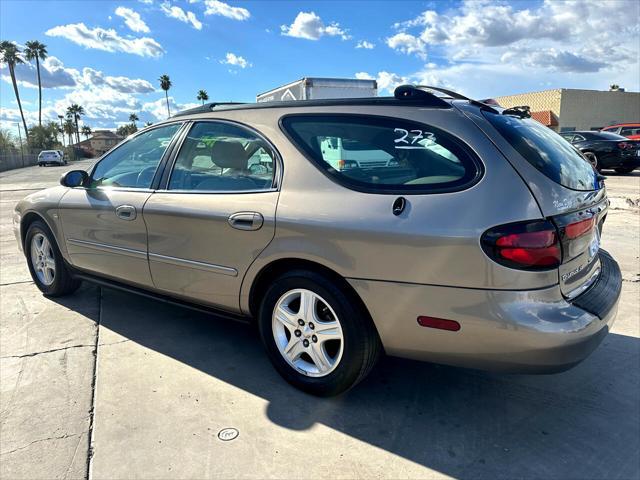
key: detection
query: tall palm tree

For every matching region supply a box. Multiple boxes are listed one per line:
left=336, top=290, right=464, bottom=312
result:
left=24, top=40, right=47, bottom=127
left=159, top=74, right=172, bottom=118
left=66, top=104, right=84, bottom=144
left=81, top=125, right=92, bottom=139
left=197, top=89, right=209, bottom=105
left=0, top=41, right=28, bottom=139
left=63, top=119, right=75, bottom=146
left=129, top=113, right=139, bottom=127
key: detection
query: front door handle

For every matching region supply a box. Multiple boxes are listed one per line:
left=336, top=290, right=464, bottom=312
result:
left=115, top=205, right=137, bottom=221
left=228, top=212, right=264, bottom=231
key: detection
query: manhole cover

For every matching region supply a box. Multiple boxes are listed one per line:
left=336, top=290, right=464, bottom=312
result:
left=217, top=428, right=239, bottom=441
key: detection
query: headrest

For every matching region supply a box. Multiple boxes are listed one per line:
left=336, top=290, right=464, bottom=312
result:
left=212, top=141, right=248, bottom=170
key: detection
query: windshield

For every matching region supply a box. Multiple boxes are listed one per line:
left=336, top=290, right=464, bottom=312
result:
left=483, top=111, right=598, bottom=191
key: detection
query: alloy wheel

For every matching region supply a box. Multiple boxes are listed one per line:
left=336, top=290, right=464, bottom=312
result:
left=272, top=288, right=344, bottom=377
left=30, top=233, right=56, bottom=286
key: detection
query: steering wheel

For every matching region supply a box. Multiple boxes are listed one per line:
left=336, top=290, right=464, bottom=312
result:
left=136, top=166, right=157, bottom=187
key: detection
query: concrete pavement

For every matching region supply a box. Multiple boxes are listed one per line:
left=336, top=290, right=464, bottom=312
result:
left=1, top=162, right=638, bottom=479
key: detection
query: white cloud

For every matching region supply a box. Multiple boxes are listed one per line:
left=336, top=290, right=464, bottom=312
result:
left=202, top=0, right=250, bottom=20
left=220, top=52, right=251, bottom=69
left=355, top=71, right=408, bottom=94
left=0, top=55, right=79, bottom=89
left=45, top=23, right=164, bottom=58
left=115, top=6, right=150, bottom=33
left=141, top=97, right=199, bottom=120
left=356, top=40, right=375, bottom=49
left=281, top=11, right=350, bottom=40
left=390, top=0, right=639, bottom=76
left=139, top=0, right=153, bottom=3
left=386, top=33, right=426, bottom=60
left=81, top=67, right=155, bottom=93
left=160, top=2, right=202, bottom=30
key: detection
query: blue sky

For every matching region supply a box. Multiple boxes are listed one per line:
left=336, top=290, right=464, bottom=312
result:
left=1, top=0, right=638, bottom=134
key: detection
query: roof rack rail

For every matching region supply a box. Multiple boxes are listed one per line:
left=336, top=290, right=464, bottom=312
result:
left=394, top=85, right=499, bottom=113
left=172, top=102, right=246, bottom=118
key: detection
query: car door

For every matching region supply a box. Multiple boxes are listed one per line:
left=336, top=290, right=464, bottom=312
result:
left=143, top=120, right=280, bottom=312
left=58, top=123, right=184, bottom=287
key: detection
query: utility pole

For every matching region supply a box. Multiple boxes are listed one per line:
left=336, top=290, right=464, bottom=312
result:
left=58, top=115, right=65, bottom=147
left=16, top=122, right=25, bottom=167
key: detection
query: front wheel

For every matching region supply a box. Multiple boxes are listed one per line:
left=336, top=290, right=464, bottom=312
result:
left=25, top=221, right=81, bottom=296
left=614, top=166, right=636, bottom=174
left=258, top=270, right=381, bottom=396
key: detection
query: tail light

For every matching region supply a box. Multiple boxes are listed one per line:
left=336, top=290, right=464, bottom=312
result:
left=618, top=142, right=632, bottom=149
left=564, top=217, right=595, bottom=239
left=481, top=220, right=561, bottom=270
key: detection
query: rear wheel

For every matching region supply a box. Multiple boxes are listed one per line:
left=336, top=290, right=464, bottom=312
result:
left=258, top=270, right=381, bottom=396
left=614, top=166, right=636, bottom=174
left=583, top=152, right=598, bottom=170
left=25, top=221, right=81, bottom=296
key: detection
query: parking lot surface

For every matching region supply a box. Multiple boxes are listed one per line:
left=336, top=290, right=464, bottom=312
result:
left=1, top=161, right=638, bottom=480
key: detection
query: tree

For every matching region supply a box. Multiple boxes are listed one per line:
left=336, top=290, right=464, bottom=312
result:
left=116, top=124, right=137, bottom=137
left=0, top=129, right=17, bottom=151
left=24, top=40, right=48, bottom=127
left=159, top=74, right=172, bottom=118
left=63, top=119, right=75, bottom=146
left=609, top=84, right=622, bottom=91
left=66, top=104, right=85, bottom=144
left=197, top=89, right=209, bottom=105
left=81, top=125, right=92, bottom=139
left=0, top=41, right=29, bottom=139
left=28, top=122, right=59, bottom=150
left=129, top=113, right=139, bottom=127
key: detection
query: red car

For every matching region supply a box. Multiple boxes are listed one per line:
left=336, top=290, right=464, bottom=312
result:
left=601, top=123, right=640, bottom=140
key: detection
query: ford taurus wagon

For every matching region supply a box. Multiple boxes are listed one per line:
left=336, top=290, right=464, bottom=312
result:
left=14, top=85, right=622, bottom=396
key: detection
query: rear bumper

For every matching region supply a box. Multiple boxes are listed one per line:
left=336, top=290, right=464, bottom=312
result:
left=348, top=250, right=621, bottom=373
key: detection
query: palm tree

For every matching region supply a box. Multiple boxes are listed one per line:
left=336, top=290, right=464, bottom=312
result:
left=0, top=41, right=28, bottom=139
left=197, top=89, right=209, bottom=105
left=63, top=119, right=75, bottom=146
left=66, top=104, right=84, bottom=144
left=81, top=125, right=92, bottom=139
left=24, top=40, right=47, bottom=127
left=159, top=74, right=172, bottom=118
left=129, top=113, right=139, bottom=127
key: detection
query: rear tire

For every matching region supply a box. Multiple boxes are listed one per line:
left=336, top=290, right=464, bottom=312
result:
left=258, top=270, right=381, bottom=396
left=583, top=152, right=598, bottom=170
left=614, top=166, right=635, bottom=174
left=25, top=221, right=81, bottom=297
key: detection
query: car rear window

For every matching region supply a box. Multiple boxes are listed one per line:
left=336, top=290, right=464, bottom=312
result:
left=281, top=115, right=482, bottom=194
left=483, top=111, right=598, bottom=191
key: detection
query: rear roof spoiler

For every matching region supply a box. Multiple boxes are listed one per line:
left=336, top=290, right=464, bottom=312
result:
left=395, top=85, right=500, bottom=113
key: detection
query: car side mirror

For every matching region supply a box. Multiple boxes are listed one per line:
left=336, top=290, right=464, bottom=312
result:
left=60, top=170, right=88, bottom=188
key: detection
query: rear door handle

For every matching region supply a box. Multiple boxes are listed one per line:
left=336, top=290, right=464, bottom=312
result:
left=115, top=205, right=137, bottom=221
left=228, top=212, right=264, bottom=231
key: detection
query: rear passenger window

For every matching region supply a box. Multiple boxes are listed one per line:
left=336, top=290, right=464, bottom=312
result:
left=282, top=115, right=481, bottom=193
left=168, top=122, right=276, bottom=192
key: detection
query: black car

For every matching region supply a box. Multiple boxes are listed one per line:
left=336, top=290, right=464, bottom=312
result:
left=559, top=131, right=640, bottom=174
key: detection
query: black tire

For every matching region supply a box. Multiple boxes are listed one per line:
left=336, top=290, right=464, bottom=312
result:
left=614, top=166, right=636, bottom=174
left=258, top=270, right=381, bottom=396
left=25, top=220, right=81, bottom=297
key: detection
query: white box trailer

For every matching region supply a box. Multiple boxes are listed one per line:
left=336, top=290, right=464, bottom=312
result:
left=256, top=77, right=377, bottom=103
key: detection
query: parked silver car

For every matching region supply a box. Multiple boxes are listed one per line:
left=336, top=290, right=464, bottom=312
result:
left=14, top=86, right=622, bottom=396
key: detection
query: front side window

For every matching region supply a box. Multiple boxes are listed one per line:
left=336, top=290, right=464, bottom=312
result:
left=620, top=126, right=640, bottom=136
left=91, top=123, right=182, bottom=188
left=282, top=115, right=481, bottom=193
left=168, top=122, right=276, bottom=192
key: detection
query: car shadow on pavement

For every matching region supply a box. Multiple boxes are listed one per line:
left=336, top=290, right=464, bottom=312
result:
left=52, top=285, right=640, bottom=480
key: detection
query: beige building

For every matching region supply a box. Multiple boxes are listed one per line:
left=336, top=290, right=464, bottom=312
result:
left=495, top=88, right=640, bottom=132
left=77, top=130, right=123, bottom=156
